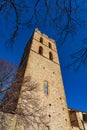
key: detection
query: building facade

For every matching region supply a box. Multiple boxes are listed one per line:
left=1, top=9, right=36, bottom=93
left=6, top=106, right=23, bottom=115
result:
left=0, top=29, right=87, bottom=130
left=69, top=109, right=87, bottom=130
left=17, top=29, right=71, bottom=130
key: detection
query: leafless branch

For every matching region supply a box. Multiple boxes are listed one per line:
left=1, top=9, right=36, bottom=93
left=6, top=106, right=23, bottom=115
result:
left=65, top=48, right=87, bottom=71
left=0, top=0, right=84, bottom=46
left=0, top=60, right=48, bottom=128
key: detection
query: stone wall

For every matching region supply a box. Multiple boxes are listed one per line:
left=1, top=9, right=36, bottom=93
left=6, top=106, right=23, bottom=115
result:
left=0, top=29, right=87, bottom=130
left=0, top=112, right=16, bottom=130
left=20, top=29, right=71, bottom=130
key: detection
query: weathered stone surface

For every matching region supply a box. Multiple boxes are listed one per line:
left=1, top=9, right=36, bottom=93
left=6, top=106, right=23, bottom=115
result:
left=19, top=29, right=71, bottom=130
left=0, top=112, right=16, bottom=130
left=0, top=29, right=87, bottom=130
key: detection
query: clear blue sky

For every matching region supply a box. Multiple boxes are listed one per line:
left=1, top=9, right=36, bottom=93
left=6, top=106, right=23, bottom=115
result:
left=0, top=0, right=87, bottom=112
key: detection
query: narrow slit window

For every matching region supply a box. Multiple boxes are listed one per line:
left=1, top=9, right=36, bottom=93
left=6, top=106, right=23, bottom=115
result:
left=40, top=37, right=43, bottom=43
left=39, top=46, right=43, bottom=55
left=49, top=52, right=53, bottom=61
left=44, top=81, right=48, bottom=95
left=49, top=42, right=52, bottom=49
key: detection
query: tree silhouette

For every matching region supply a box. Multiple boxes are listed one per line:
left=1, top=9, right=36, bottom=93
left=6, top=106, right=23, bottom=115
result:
left=0, top=60, right=47, bottom=129
left=0, top=0, right=85, bottom=46
left=0, top=0, right=87, bottom=69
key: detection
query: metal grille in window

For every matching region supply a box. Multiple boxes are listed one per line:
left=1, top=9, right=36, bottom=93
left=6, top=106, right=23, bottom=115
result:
left=44, top=81, right=48, bottom=95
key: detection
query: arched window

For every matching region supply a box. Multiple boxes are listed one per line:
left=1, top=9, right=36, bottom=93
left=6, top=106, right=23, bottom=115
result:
left=45, top=126, right=50, bottom=130
left=39, top=46, right=43, bottom=55
left=44, top=81, right=48, bottom=95
left=49, top=42, right=52, bottom=49
left=49, top=52, right=53, bottom=61
left=40, top=37, right=43, bottom=43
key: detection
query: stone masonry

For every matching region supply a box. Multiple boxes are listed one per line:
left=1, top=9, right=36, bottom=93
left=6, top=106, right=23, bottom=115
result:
left=17, top=29, right=71, bottom=130
left=0, top=29, right=87, bottom=130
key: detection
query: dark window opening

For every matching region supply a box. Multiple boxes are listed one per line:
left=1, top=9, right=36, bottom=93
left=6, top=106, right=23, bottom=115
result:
left=83, top=114, right=87, bottom=122
left=49, top=52, right=53, bottom=61
left=49, top=42, right=52, bottom=49
left=39, top=46, right=43, bottom=55
left=40, top=37, right=43, bottom=43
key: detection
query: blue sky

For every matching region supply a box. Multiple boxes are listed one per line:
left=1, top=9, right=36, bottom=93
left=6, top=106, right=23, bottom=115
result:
left=0, top=0, right=87, bottom=112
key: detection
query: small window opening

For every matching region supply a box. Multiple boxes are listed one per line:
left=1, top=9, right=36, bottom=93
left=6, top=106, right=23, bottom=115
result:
left=40, top=37, right=43, bottom=43
left=49, top=52, right=53, bottom=61
left=39, top=46, right=43, bottom=55
left=44, top=81, right=48, bottom=95
left=45, top=126, right=50, bottom=130
left=83, top=114, right=87, bottom=122
left=49, top=42, right=52, bottom=49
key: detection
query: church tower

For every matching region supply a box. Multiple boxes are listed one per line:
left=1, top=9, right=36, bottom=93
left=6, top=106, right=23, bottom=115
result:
left=19, top=29, right=71, bottom=130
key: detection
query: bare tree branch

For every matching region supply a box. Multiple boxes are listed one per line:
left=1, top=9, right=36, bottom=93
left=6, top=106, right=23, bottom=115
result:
left=65, top=48, right=87, bottom=71
left=0, top=60, right=48, bottom=128
left=0, top=0, right=84, bottom=47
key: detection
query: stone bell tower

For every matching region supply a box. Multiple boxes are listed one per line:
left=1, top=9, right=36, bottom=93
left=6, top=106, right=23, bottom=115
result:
left=19, top=29, right=71, bottom=130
